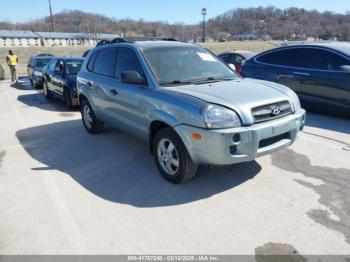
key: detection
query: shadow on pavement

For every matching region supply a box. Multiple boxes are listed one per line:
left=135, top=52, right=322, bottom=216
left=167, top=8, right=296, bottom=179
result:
left=305, top=112, right=350, bottom=135
left=16, top=120, right=261, bottom=207
left=10, top=78, right=33, bottom=90
left=17, top=92, right=73, bottom=112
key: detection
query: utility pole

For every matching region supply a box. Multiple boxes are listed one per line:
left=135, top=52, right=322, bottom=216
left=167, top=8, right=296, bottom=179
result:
left=201, top=7, right=207, bottom=43
left=48, top=0, right=54, bottom=32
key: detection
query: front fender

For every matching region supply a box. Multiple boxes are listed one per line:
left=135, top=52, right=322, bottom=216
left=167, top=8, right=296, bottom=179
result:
left=148, top=109, right=181, bottom=128
left=147, top=110, right=199, bottom=161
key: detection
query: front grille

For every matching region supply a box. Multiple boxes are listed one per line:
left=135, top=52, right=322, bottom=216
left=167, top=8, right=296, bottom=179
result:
left=252, top=101, right=292, bottom=123
left=259, top=132, right=291, bottom=148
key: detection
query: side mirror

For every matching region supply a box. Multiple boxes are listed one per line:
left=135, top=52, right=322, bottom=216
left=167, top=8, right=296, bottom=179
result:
left=339, top=65, right=350, bottom=74
left=228, top=63, right=236, bottom=71
left=121, top=71, right=146, bottom=85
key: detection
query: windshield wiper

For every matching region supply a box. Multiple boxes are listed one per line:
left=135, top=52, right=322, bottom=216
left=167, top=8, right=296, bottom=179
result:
left=193, top=77, right=236, bottom=85
left=160, top=77, right=236, bottom=86
left=160, top=80, right=194, bottom=86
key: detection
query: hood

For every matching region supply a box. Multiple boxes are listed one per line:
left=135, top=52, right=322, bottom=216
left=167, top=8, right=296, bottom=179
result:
left=164, top=78, right=295, bottom=125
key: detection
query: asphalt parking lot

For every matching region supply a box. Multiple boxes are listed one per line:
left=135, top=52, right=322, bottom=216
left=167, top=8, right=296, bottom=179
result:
left=0, top=78, right=349, bottom=255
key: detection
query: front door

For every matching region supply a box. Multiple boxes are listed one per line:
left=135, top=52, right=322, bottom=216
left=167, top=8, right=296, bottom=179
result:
left=109, top=47, right=150, bottom=140
left=51, top=60, right=65, bottom=95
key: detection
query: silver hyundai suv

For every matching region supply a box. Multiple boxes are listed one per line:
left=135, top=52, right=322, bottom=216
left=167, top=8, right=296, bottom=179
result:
left=77, top=38, right=305, bottom=184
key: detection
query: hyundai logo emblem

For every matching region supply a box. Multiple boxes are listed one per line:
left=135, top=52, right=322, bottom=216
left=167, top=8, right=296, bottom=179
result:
left=271, top=106, right=281, bottom=115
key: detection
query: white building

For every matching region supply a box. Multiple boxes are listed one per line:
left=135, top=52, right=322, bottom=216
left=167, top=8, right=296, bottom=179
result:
left=36, top=32, right=88, bottom=46
left=0, top=30, right=41, bottom=47
left=0, top=30, right=120, bottom=47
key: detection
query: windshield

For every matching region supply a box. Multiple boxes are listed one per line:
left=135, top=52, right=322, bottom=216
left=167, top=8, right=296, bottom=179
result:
left=142, top=46, right=238, bottom=85
left=65, top=60, right=83, bottom=75
left=34, top=58, right=52, bottom=68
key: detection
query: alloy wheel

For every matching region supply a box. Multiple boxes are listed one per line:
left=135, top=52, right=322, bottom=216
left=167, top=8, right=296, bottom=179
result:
left=83, top=104, right=93, bottom=129
left=157, top=138, right=180, bottom=175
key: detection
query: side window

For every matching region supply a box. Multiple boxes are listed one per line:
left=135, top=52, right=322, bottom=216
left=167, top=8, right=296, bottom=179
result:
left=48, top=59, right=58, bottom=72
left=257, top=49, right=301, bottom=67
left=54, top=61, right=63, bottom=73
left=115, top=48, right=144, bottom=80
left=87, top=51, right=97, bottom=72
left=93, top=48, right=118, bottom=77
left=219, top=54, right=231, bottom=64
left=302, top=48, right=350, bottom=71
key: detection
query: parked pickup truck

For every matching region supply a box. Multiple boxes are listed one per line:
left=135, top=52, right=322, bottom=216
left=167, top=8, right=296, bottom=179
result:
left=77, top=38, right=305, bottom=184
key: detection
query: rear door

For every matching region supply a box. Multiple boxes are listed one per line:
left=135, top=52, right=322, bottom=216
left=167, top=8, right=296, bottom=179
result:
left=88, top=47, right=119, bottom=121
left=51, top=60, right=65, bottom=96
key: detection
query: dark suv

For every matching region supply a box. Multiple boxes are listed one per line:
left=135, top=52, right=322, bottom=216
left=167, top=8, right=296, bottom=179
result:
left=241, top=43, right=350, bottom=116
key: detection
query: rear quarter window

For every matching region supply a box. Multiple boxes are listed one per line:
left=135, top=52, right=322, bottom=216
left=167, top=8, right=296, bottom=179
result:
left=87, top=51, right=97, bottom=72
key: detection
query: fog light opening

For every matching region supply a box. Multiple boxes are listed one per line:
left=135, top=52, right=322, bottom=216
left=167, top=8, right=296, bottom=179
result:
left=232, top=133, right=241, bottom=143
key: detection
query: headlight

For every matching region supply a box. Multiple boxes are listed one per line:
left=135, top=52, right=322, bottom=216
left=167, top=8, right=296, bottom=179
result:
left=202, top=104, right=241, bottom=128
left=34, top=71, right=43, bottom=77
left=290, top=90, right=301, bottom=110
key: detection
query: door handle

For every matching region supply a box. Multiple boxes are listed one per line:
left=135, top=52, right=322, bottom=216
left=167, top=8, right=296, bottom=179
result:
left=293, top=71, right=310, bottom=76
left=110, top=89, right=118, bottom=96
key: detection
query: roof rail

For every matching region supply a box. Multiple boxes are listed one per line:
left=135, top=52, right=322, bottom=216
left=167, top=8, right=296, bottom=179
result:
left=96, top=37, right=178, bottom=46
left=96, top=39, right=112, bottom=46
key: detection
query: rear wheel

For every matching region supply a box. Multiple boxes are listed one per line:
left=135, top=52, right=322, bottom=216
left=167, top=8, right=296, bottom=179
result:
left=153, top=127, right=197, bottom=184
left=43, top=81, right=53, bottom=99
left=81, top=99, right=104, bottom=134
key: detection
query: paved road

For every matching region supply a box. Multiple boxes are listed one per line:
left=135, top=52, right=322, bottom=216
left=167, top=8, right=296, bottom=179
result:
left=0, top=79, right=349, bottom=255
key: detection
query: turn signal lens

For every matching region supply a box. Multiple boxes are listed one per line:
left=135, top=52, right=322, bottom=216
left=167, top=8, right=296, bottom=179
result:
left=192, top=133, right=202, bottom=140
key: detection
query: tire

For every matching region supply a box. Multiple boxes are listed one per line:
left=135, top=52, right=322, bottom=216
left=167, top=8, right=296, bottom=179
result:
left=153, top=127, right=197, bottom=184
left=30, top=77, right=35, bottom=88
left=81, top=99, right=104, bottom=134
left=43, top=81, right=53, bottom=99
left=64, top=88, right=73, bottom=109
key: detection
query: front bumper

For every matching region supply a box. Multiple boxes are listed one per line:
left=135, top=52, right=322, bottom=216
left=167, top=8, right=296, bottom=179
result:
left=175, top=109, right=305, bottom=165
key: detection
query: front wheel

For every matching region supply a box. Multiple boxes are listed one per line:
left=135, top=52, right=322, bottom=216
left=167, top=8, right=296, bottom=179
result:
left=81, top=99, right=104, bottom=134
left=43, top=81, right=53, bottom=99
left=30, top=77, right=35, bottom=88
left=153, top=127, right=197, bottom=184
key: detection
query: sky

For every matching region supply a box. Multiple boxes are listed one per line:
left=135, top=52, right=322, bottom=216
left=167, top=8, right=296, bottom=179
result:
left=1, top=0, right=350, bottom=24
